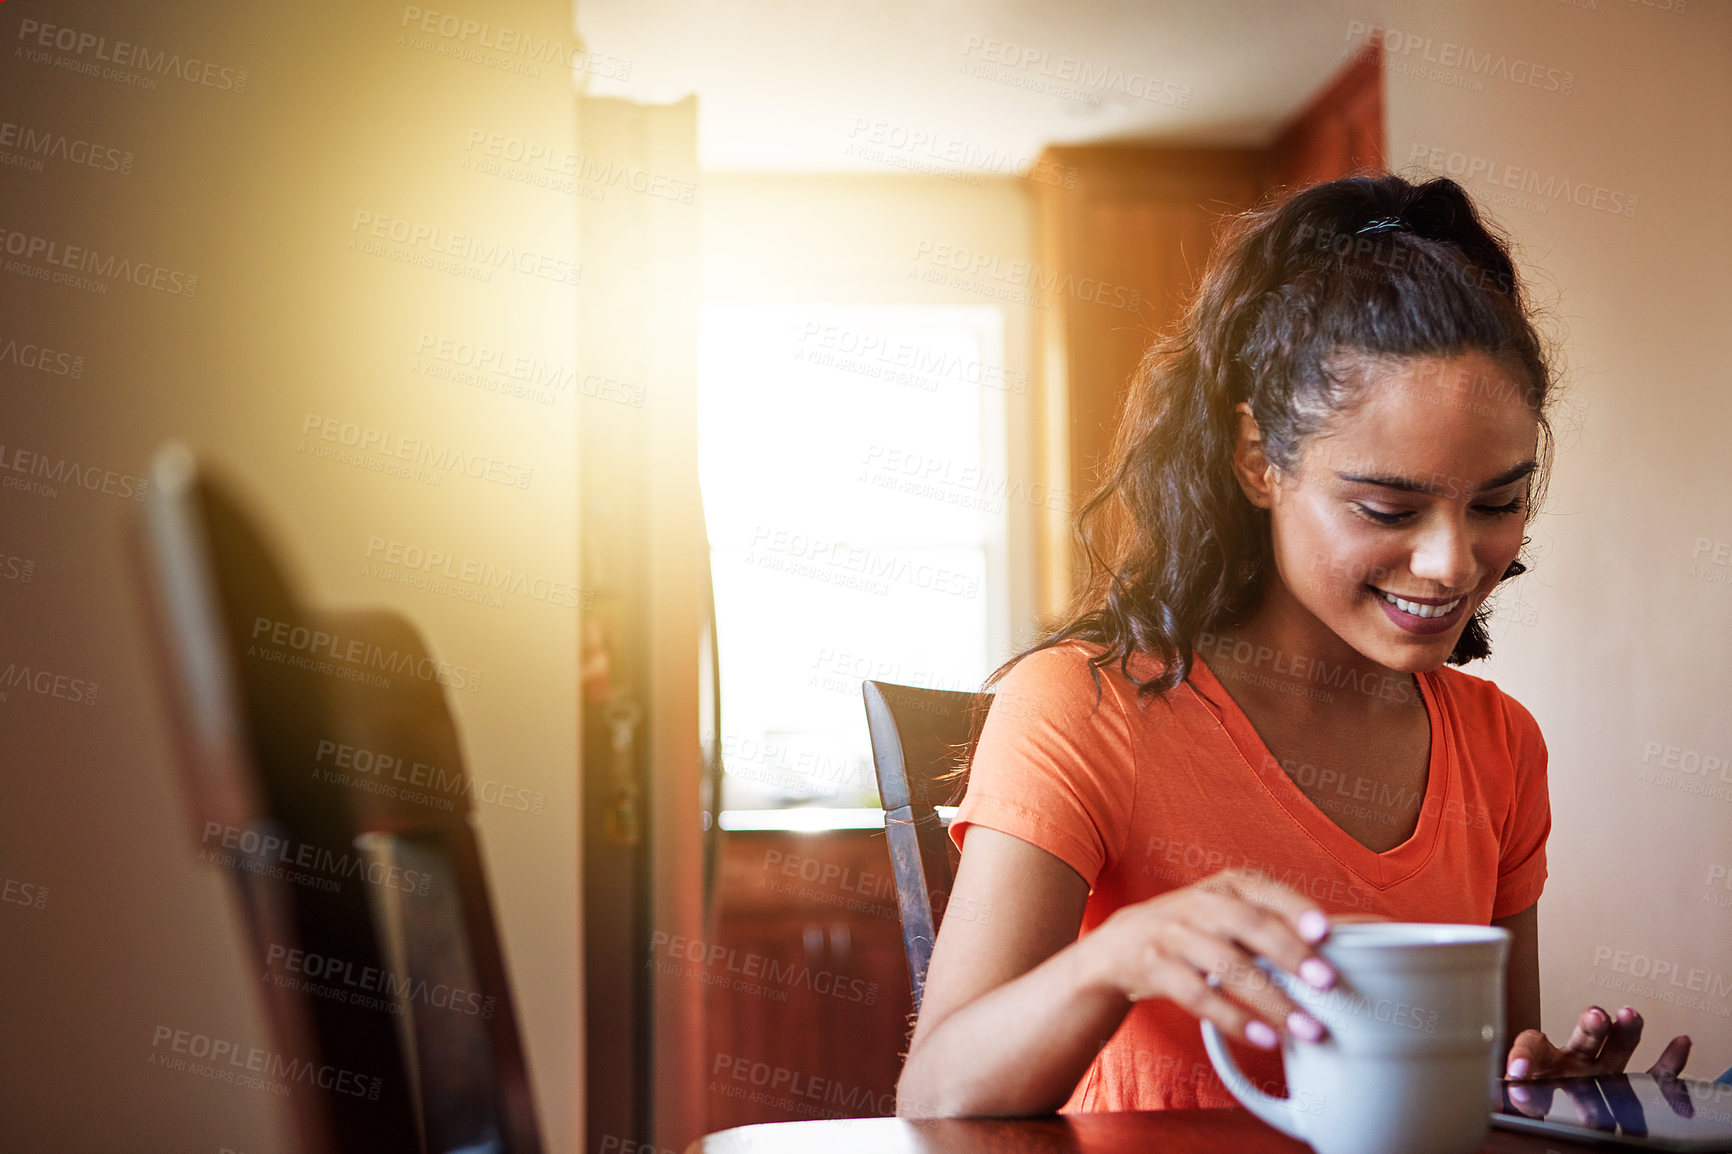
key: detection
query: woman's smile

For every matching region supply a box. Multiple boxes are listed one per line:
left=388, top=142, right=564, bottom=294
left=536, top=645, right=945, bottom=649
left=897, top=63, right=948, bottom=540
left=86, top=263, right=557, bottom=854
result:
left=1370, top=586, right=1473, bottom=635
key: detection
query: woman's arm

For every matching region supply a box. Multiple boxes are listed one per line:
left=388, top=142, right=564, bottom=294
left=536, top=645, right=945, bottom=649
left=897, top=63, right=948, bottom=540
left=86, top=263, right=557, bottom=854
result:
left=1493, top=902, right=1541, bottom=1045
left=896, top=827, right=1334, bottom=1118
left=895, top=827, right=1125, bottom=1117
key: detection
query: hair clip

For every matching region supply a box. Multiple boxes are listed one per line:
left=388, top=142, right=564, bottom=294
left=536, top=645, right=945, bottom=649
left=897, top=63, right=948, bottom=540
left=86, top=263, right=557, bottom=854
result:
left=1357, top=216, right=1405, bottom=235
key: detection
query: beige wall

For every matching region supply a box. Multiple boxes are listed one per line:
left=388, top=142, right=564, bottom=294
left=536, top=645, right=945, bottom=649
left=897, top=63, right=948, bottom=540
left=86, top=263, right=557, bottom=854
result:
left=1378, top=0, right=1732, bottom=1069
left=0, top=2, right=582, bottom=1150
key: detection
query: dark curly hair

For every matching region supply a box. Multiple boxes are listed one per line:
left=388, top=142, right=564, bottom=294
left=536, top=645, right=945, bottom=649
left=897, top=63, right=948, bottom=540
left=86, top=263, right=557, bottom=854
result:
left=1002, top=174, right=1555, bottom=701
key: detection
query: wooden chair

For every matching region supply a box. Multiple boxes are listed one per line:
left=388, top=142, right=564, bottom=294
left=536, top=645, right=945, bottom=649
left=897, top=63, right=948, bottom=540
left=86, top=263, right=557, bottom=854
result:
left=134, top=445, right=542, bottom=1154
left=860, top=681, right=992, bottom=1014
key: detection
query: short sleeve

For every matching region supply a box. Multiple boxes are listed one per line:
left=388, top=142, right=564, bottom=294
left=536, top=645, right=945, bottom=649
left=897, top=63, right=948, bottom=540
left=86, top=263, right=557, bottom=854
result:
left=949, top=646, right=1136, bottom=888
left=1491, top=693, right=1550, bottom=918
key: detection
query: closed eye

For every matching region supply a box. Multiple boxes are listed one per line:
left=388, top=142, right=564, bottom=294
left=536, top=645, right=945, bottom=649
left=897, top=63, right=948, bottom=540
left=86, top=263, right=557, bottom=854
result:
left=1354, top=495, right=1526, bottom=525
left=1471, top=496, right=1526, bottom=517
left=1352, top=503, right=1412, bottom=526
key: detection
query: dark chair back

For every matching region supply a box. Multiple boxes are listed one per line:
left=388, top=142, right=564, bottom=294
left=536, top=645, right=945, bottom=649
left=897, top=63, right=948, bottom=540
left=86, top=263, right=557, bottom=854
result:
left=135, top=445, right=542, bottom=1154
left=861, top=681, right=991, bottom=1014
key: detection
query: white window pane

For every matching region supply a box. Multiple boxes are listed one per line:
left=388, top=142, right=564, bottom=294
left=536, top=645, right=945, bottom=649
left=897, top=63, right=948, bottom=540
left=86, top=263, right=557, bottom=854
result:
left=699, top=305, right=1004, bottom=810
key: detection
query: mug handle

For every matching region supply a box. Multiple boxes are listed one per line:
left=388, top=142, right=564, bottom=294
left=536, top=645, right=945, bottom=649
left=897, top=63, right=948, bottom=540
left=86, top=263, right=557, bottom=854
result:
left=1200, top=1021, right=1304, bottom=1141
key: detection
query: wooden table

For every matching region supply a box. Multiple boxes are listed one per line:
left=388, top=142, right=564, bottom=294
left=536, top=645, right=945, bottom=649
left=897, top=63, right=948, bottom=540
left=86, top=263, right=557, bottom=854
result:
left=685, top=1107, right=1572, bottom=1153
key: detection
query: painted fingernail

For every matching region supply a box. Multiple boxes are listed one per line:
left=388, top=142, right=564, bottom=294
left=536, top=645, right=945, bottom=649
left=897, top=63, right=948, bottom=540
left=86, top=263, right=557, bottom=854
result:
left=1287, top=1011, right=1324, bottom=1043
left=1246, top=1021, right=1279, bottom=1050
left=1508, top=1058, right=1530, bottom=1080
left=1298, top=910, right=1330, bottom=943
left=1299, top=957, right=1335, bottom=990
left=1509, top=1085, right=1531, bottom=1103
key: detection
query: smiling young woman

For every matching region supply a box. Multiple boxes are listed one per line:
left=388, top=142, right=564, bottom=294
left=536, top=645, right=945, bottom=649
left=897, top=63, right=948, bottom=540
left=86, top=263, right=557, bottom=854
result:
left=894, top=175, right=1692, bottom=1118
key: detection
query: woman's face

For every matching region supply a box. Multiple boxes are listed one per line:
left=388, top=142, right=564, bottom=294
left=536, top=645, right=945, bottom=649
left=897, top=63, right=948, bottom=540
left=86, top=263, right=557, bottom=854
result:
left=1248, top=351, right=1540, bottom=674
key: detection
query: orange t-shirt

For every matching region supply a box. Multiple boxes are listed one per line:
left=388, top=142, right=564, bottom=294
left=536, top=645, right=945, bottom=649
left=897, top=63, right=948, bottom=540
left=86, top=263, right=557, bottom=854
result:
left=949, top=641, right=1550, bottom=1113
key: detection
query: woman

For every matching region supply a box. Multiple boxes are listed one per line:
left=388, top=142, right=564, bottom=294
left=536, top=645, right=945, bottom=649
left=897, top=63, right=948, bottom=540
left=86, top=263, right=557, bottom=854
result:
left=896, top=174, right=1691, bottom=1116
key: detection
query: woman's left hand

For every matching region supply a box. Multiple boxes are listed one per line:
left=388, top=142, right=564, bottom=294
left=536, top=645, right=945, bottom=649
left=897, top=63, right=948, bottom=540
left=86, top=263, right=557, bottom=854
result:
left=1506, top=1003, right=1691, bottom=1081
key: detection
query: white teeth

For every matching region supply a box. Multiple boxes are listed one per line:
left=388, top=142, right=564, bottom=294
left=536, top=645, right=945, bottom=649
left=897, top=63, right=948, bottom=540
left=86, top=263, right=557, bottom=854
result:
left=1378, top=590, right=1462, bottom=618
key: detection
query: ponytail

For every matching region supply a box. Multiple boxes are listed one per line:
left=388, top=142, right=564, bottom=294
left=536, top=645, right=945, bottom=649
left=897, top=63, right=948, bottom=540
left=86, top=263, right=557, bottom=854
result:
left=999, top=174, right=1555, bottom=700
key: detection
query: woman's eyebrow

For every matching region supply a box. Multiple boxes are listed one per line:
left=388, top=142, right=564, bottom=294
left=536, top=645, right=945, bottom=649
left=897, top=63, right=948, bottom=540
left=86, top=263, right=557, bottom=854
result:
left=1335, top=458, right=1538, bottom=495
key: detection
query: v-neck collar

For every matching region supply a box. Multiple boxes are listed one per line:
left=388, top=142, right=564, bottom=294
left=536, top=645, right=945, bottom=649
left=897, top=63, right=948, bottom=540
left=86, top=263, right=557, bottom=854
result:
left=1183, top=655, right=1453, bottom=890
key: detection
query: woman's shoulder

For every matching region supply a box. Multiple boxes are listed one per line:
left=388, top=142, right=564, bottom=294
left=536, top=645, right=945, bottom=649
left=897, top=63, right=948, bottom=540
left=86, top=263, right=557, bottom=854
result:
left=991, top=641, right=1166, bottom=707
left=1427, top=663, right=1544, bottom=750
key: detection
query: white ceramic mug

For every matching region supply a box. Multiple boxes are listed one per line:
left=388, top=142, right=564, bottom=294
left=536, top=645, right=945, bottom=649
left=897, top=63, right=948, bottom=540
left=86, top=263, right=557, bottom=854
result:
left=1201, top=922, right=1510, bottom=1154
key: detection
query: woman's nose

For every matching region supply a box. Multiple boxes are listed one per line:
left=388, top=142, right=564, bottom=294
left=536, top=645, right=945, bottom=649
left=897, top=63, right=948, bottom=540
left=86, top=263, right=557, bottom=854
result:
left=1408, top=515, right=1476, bottom=589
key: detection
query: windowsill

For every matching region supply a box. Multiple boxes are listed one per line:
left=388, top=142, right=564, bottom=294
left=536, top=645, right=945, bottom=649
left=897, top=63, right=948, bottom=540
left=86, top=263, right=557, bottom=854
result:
left=717, top=806, right=958, bottom=832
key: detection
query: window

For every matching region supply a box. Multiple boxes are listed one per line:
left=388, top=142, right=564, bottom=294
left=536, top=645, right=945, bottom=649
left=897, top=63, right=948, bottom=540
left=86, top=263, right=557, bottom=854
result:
left=699, top=305, right=1011, bottom=812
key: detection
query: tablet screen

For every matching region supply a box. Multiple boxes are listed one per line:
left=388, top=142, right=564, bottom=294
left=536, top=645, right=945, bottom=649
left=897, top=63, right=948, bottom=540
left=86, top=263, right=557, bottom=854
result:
left=1494, top=1073, right=1732, bottom=1152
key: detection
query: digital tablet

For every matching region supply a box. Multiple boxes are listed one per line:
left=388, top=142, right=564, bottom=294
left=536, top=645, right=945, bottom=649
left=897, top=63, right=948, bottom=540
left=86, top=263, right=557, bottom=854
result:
left=1493, top=1073, right=1732, bottom=1152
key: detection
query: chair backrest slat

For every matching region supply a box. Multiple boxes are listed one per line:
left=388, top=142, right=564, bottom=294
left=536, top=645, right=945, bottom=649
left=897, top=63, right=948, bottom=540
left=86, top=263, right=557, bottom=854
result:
left=861, top=681, right=991, bottom=1014
left=137, top=447, right=542, bottom=1154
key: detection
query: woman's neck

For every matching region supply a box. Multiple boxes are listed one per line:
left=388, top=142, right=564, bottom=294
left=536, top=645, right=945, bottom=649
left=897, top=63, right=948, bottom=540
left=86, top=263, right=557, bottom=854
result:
left=1198, top=585, right=1421, bottom=724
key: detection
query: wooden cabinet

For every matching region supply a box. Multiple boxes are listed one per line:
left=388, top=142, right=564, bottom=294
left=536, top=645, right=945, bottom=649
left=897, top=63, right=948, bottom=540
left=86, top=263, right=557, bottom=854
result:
left=701, top=829, right=914, bottom=1131
left=1026, top=51, right=1383, bottom=618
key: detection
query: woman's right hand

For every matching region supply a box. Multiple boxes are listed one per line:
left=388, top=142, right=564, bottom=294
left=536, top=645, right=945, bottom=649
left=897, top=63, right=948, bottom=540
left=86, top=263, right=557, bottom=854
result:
left=1075, top=867, right=1342, bottom=1051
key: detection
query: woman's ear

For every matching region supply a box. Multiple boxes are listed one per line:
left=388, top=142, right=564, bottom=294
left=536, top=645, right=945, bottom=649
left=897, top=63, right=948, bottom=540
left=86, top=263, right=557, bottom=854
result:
left=1231, top=402, right=1277, bottom=509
